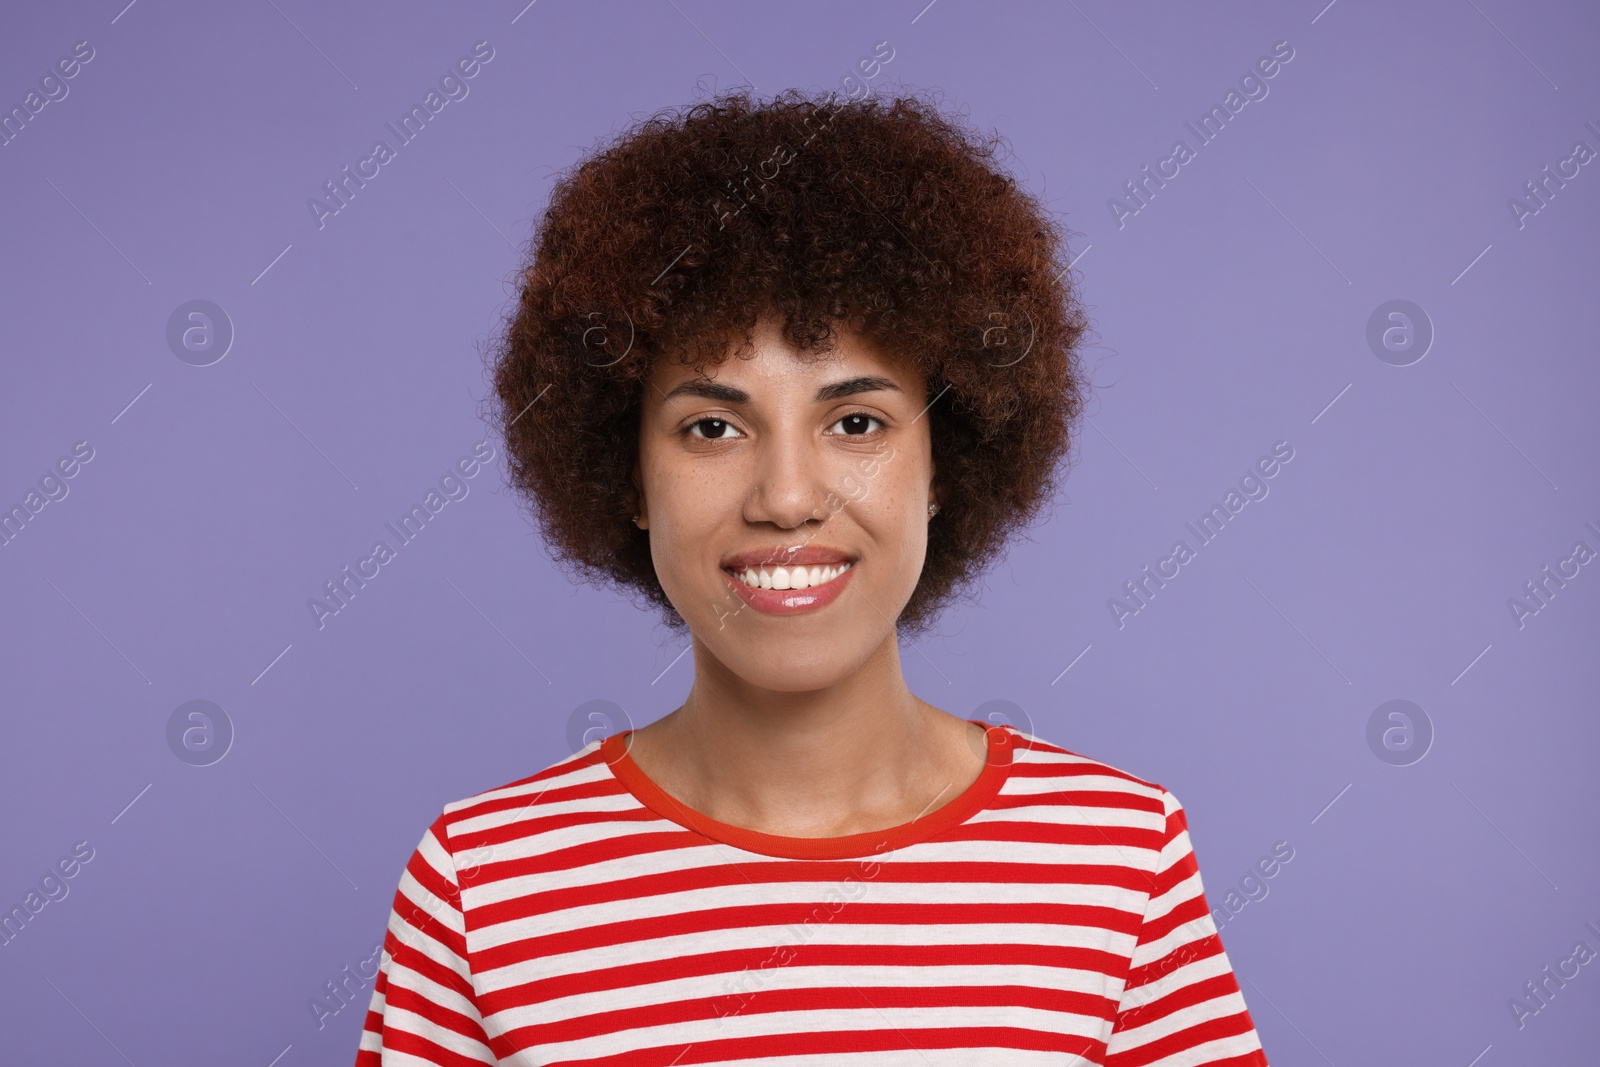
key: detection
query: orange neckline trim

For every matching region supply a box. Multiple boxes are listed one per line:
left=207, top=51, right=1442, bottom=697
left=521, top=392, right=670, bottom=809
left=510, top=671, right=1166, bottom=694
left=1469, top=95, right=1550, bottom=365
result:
left=598, top=719, right=1015, bottom=860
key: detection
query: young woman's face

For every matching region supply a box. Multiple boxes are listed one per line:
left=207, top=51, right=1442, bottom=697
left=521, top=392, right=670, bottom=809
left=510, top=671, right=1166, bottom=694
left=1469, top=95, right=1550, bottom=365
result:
left=635, top=313, right=936, bottom=691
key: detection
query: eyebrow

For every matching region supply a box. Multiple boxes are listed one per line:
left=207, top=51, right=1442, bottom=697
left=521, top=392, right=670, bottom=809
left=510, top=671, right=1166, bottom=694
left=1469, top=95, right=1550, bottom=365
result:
left=662, top=375, right=904, bottom=405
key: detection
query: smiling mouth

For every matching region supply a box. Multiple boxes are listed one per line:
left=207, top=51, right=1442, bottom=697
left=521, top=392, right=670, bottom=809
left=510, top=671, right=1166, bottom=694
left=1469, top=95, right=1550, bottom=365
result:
left=725, top=561, right=854, bottom=591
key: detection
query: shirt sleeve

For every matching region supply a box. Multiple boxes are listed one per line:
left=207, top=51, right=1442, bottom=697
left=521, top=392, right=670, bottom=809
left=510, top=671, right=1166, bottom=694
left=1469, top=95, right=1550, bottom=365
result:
left=355, top=813, right=499, bottom=1066
left=1104, top=787, right=1269, bottom=1066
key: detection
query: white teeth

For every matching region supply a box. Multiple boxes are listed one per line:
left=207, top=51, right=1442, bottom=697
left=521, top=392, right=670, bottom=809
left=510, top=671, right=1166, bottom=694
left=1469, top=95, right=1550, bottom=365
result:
left=732, top=561, right=851, bottom=591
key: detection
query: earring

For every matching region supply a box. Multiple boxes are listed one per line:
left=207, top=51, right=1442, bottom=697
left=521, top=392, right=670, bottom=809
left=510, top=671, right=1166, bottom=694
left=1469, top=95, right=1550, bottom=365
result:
left=928, top=502, right=939, bottom=516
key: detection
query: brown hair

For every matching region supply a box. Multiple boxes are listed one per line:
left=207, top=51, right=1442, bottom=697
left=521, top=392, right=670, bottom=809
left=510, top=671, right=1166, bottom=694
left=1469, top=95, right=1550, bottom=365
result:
left=485, top=85, right=1091, bottom=640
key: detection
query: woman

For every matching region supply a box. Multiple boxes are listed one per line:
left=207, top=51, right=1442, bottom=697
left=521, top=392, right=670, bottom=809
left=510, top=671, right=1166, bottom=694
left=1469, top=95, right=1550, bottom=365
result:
left=356, top=87, right=1269, bottom=1065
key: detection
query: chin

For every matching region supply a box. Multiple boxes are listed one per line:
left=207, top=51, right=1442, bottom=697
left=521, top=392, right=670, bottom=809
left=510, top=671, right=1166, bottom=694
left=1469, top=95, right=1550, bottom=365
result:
left=693, top=618, right=878, bottom=693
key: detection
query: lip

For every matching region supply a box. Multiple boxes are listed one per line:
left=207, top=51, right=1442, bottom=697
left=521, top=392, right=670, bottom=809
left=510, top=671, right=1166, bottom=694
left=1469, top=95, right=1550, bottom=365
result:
left=722, top=558, right=857, bottom=616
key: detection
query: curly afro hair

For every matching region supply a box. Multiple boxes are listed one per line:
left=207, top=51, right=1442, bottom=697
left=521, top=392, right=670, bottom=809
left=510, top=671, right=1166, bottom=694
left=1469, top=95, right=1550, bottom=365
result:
left=486, top=85, right=1091, bottom=641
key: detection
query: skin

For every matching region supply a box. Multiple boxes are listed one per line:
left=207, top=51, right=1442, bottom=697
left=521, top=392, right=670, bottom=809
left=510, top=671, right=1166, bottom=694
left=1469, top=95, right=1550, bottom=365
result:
left=627, top=310, right=990, bottom=839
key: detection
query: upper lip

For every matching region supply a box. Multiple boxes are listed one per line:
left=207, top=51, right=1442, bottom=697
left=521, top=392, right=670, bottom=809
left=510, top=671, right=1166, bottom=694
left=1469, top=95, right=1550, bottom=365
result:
left=721, top=545, right=858, bottom=570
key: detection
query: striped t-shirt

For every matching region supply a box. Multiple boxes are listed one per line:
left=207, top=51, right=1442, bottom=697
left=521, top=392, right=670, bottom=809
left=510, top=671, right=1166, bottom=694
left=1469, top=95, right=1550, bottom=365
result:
left=356, top=720, right=1270, bottom=1065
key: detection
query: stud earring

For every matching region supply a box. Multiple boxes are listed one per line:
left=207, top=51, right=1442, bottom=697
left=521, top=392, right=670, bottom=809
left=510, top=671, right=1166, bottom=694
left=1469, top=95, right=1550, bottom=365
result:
left=928, top=502, right=939, bottom=516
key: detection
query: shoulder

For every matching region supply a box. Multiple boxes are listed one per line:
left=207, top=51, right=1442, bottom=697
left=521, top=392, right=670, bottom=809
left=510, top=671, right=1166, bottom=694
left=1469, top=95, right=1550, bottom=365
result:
left=999, top=723, right=1185, bottom=829
left=446, top=738, right=627, bottom=827
left=417, top=739, right=635, bottom=863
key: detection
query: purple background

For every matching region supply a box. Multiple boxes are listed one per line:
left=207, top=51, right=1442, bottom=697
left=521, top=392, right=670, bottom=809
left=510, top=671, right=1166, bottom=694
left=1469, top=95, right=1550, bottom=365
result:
left=2, top=1, right=1597, bottom=1063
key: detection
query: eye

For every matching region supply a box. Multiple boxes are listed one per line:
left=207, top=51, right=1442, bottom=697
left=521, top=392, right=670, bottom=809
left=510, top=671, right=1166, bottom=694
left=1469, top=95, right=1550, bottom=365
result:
left=684, top=417, right=743, bottom=440
left=829, top=411, right=885, bottom=437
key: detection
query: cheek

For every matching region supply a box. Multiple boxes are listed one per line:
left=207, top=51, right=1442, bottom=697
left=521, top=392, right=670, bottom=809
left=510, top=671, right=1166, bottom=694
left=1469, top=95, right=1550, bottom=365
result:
left=900, top=509, right=932, bottom=575
left=648, top=523, right=722, bottom=627
left=647, top=508, right=701, bottom=585
left=852, top=470, right=930, bottom=571
left=644, top=470, right=736, bottom=593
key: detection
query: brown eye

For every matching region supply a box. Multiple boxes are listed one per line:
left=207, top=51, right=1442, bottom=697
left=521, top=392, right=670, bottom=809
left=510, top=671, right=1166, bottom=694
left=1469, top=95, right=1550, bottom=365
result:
left=685, top=417, right=742, bottom=440
left=829, top=412, right=884, bottom=436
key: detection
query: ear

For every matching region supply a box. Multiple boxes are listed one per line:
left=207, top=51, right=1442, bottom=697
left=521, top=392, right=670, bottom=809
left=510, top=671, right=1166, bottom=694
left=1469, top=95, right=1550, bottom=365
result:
left=631, top=464, right=647, bottom=529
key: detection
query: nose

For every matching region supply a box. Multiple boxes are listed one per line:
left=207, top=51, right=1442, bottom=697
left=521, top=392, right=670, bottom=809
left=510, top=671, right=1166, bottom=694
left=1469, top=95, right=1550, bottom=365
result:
left=743, top=430, right=830, bottom=530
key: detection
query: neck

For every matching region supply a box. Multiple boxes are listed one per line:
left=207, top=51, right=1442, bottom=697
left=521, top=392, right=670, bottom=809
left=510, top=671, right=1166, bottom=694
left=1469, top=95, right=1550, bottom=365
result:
left=627, top=632, right=982, bottom=838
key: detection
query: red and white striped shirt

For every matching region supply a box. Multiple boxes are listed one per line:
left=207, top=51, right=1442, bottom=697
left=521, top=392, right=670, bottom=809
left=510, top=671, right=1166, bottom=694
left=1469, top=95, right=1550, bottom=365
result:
left=357, top=721, right=1270, bottom=1065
